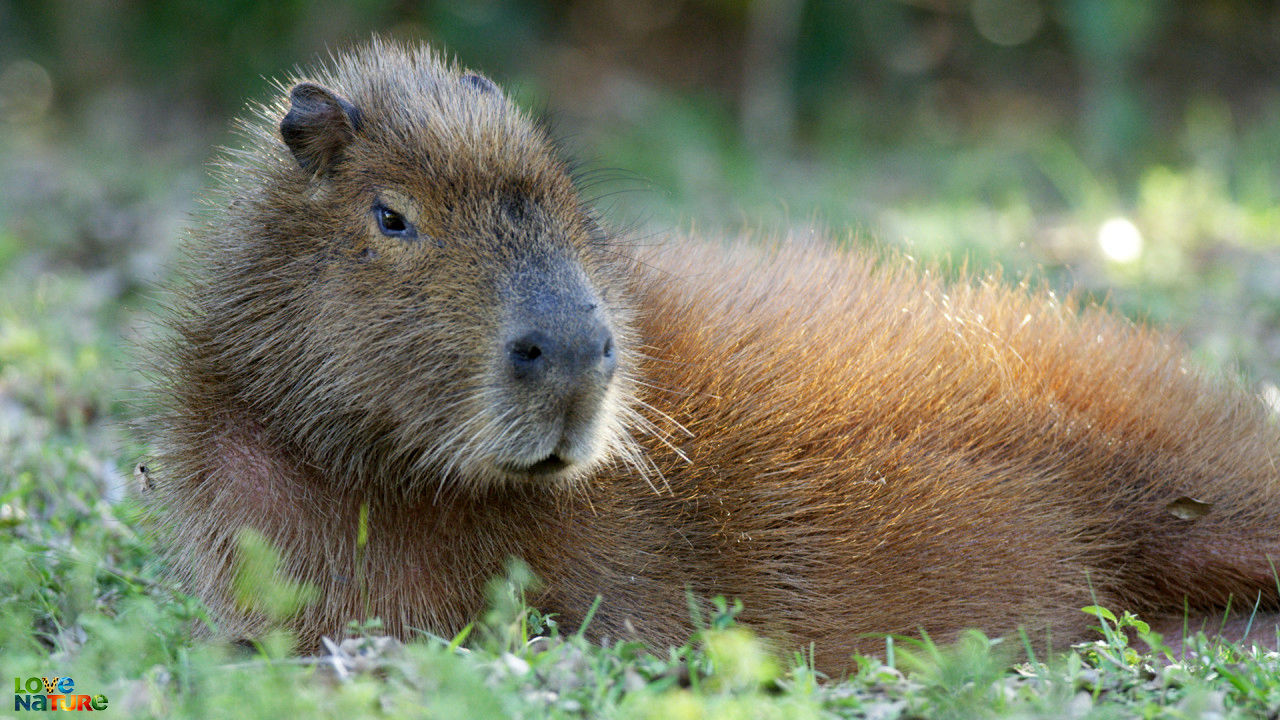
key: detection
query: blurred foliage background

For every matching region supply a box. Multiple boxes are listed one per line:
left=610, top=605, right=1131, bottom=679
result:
left=1, top=0, right=1279, bottom=411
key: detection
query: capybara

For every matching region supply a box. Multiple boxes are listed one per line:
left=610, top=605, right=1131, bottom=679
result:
left=146, top=39, right=1280, bottom=671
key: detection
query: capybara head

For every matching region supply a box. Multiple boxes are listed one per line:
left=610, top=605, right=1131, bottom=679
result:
left=182, top=41, right=640, bottom=492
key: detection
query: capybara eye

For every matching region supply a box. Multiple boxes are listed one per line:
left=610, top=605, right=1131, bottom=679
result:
left=374, top=203, right=417, bottom=240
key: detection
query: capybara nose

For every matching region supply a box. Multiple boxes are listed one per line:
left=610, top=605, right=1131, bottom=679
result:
left=506, top=320, right=616, bottom=385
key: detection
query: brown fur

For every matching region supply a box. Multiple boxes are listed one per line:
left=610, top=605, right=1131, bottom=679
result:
left=148, top=40, right=1280, bottom=671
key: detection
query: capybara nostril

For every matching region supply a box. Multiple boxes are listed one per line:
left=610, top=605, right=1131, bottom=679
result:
left=507, top=330, right=551, bottom=382
left=597, top=326, right=617, bottom=380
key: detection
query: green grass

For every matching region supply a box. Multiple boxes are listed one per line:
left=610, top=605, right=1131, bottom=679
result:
left=4, top=83, right=1280, bottom=718
left=6, top=482, right=1280, bottom=720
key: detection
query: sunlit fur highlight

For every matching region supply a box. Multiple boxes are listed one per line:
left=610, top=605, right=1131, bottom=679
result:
left=147, top=40, right=1280, bottom=672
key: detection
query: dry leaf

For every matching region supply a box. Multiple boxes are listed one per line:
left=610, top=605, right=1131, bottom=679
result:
left=1166, top=496, right=1212, bottom=520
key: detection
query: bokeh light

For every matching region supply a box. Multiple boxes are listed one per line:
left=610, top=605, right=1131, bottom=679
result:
left=0, top=60, right=53, bottom=124
left=972, top=0, right=1045, bottom=47
left=1097, top=217, right=1143, bottom=263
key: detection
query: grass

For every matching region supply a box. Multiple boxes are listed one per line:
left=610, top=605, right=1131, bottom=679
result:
left=3, top=81, right=1280, bottom=717
left=6, top=490, right=1280, bottom=720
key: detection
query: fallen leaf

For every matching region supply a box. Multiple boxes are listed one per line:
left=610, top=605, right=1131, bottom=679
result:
left=1166, top=496, right=1212, bottom=520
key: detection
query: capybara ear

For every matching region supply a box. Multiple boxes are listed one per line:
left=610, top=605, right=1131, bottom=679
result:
left=279, top=82, right=363, bottom=175
left=460, top=72, right=501, bottom=98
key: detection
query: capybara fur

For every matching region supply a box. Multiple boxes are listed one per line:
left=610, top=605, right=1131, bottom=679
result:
left=147, top=40, right=1280, bottom=671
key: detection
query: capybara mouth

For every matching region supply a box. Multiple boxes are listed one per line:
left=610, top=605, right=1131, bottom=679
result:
left=501, top=453, right=570, bottom=477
